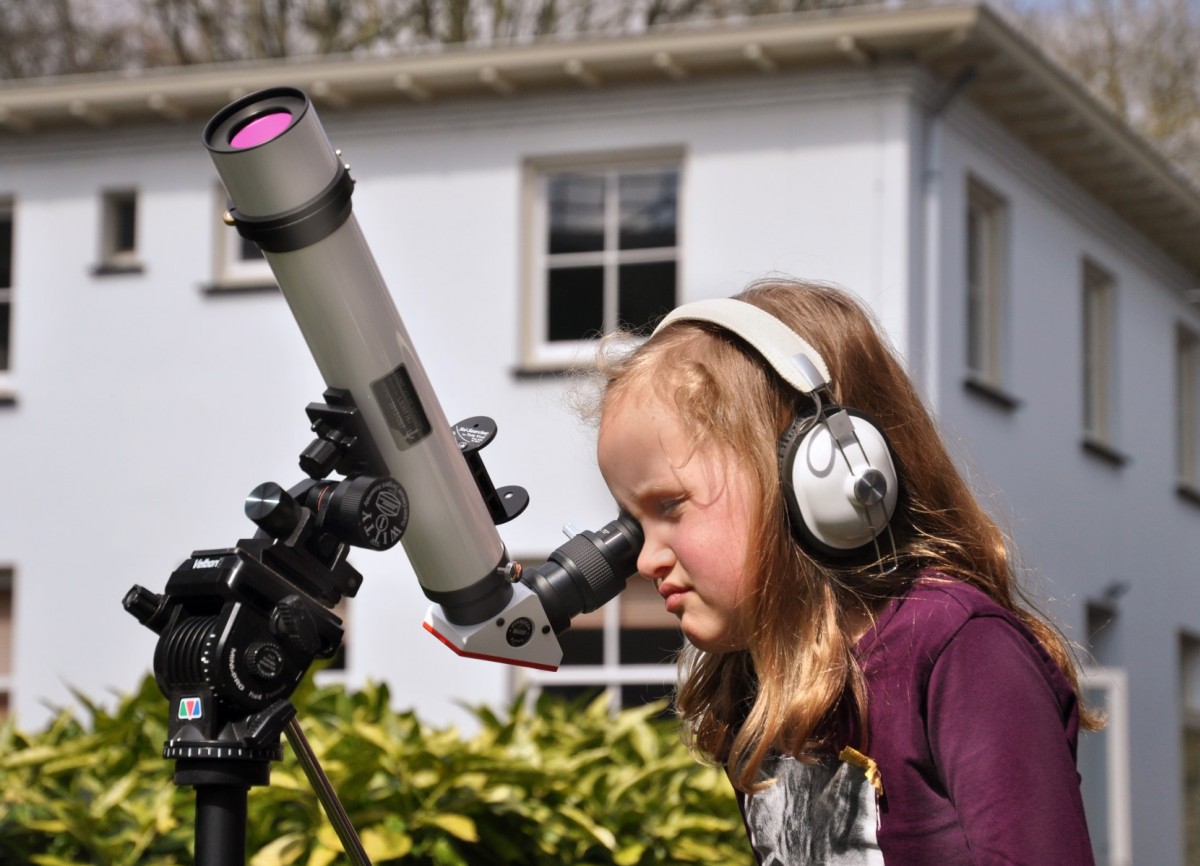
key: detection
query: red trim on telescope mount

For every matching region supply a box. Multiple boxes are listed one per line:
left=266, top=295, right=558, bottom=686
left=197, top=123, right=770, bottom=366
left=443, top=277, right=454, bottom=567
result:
left=422, top=621, right=560, bottom=672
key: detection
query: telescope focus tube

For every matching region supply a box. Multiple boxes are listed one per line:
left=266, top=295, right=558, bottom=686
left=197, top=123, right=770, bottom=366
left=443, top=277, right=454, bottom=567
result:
left=203, top=88, right=512, bottom=624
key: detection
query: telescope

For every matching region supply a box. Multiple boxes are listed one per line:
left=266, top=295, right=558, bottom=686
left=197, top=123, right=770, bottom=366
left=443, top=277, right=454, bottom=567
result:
left=123, top=86, right=643, bottom=866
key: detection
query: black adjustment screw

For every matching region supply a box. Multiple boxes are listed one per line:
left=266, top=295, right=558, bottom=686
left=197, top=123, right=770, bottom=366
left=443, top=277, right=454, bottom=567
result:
left=123, top=585, right=164, bottom=627
left=270, top=595, right=320, bottom=656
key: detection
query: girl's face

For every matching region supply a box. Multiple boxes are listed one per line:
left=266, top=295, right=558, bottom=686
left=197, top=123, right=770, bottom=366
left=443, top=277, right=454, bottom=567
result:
left=597, top=391, right=755, bottom=653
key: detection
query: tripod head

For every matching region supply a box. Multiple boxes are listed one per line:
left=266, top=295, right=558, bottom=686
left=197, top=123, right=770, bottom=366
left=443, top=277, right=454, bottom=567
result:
left=123, top=388, right=408, bottom=763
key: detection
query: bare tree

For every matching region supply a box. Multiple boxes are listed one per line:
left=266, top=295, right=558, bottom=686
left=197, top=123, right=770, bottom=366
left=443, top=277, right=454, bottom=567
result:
left=0, top=0, right=145, bottom=78
left=1002, top=0, right=1200, bottom=183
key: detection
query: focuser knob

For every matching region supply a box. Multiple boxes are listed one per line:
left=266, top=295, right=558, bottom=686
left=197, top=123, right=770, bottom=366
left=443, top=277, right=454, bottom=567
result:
left=317, top=475, right=408, bottom=551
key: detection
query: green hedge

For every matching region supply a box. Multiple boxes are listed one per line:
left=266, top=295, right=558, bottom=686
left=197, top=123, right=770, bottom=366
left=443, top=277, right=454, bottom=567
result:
left=0, top=676, right=746, bottom=865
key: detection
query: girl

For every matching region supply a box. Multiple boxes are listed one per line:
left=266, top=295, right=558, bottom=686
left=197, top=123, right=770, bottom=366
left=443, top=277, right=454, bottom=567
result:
left=595, top=278, right=1097, bottom=865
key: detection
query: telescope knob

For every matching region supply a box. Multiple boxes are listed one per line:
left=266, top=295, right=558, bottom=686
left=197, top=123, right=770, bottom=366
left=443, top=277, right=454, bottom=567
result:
left=320, top=475, right=408, bottom=551
left=246, top=482, right=304, bottom=540
left=245, top=641, right=287, bottom=681
left=270, top=595, right=320, bottom=657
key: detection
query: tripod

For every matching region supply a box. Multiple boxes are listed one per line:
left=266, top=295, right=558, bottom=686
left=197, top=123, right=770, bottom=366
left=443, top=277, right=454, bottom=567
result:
left=124, top=386, right=643, bottom=864
left=124, top=388, right=417, bottom=866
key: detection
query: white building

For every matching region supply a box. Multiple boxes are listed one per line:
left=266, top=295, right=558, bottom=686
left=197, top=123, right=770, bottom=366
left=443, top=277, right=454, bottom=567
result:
left=1, top=3, right=1198, bottom=864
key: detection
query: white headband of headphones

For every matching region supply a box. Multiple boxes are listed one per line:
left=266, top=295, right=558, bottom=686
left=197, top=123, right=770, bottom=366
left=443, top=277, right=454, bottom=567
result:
left=654, top=298, right=832, bottom=396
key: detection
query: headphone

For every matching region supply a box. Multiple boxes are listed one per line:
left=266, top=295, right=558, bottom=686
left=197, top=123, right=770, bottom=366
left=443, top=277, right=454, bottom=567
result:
left=653, top=298, right=900, bottom=558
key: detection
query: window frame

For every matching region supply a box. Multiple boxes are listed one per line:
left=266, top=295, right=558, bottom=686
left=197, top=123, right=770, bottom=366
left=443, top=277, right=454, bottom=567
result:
left=95, top=188, right=143, bottom=275
left=521, top=148, right=684, bottom=371
left=964, top=176, right=1011, bottom=397
left=210, top=183, right=275, bottom=292
left=1079, top=664, right=1131, bottom=866
left=512, top=569, right=679, bottom=713
left=1082, top=259, right=1121, bottom=459
left=0, top=196, right=14, bottom=390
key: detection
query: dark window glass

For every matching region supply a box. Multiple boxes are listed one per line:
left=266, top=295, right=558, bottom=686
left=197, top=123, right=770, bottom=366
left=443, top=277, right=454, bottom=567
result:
left=619, top=627, right=683, bottom=665
left=542, top=684, right=606, bottom=706
left=548, top=174, right=605, bottom=254
left=113, top=196, right=137, bottom=254
left=618, top=261, right=676, bottom=335
left=240, top=235, right=264, bottom=261
left=548, top=266, right=604, bottom=342
left=966, top=204, right=983, bottom=371
left=621, top=682, right=675, bottom=715
left=619, top=172, right=677, bottom=250
left=0, top=213, right=11, bottom=289
left=0, top=304, right=9, bottom=371
left=558, top=628, right=604, bottom=666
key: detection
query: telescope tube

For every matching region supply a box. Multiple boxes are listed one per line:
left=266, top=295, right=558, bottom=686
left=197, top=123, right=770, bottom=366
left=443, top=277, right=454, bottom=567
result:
left=203, top=88, right=511, bottom=625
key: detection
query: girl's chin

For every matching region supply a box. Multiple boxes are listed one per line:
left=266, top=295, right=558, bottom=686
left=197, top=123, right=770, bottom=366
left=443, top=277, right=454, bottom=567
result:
left=681, top=623, right=744, bottom=654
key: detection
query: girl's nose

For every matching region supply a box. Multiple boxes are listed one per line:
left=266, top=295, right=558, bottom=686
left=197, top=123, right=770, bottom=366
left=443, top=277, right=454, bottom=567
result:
left=637, top=535, right=675, bottom=581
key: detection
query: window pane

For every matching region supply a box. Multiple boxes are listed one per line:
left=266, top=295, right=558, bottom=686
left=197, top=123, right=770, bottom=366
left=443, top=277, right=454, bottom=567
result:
left=0, top=573, right=11, bottom=678
left=543, top=685, right=605, bottom=706
left=548, top=265, right=604, bottom=342
left=1179, top=330, right=1199, bottom=485
left=618, top=261, right=675, bottom=335
left=114, top=196, right=137, bottom=254
left=240, top=235, right=264, bottom=262
left=558, top=627, right=604, bottom=666
left=1080, top=686, right=1113, bottom=866
left=1187, top=726, right=1200, bottom=866
left=0, top=212, right=11, bottom=289
left=0, top=304, right=9, bottom=371
left=619, top=171, right=677, bottom=250
left=548, top=174, right=605, bottom=254
left=621, top=682, right=675, bottom=715
left=619, top=627, right=683, bottom=665
left=965, top=204, right=985, bottom=373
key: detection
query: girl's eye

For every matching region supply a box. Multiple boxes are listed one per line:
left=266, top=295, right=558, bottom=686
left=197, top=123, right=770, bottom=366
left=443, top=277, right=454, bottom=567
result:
left=659, top=497, right=684, bottom=516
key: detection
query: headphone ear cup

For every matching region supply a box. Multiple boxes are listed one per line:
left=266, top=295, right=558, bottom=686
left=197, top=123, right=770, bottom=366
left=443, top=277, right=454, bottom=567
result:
left=778, top=408, right=900, bottom=557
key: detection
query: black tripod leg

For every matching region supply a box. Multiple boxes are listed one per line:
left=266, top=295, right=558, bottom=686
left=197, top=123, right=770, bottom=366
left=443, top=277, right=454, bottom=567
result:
left=195, top=785, right=249, bottom=866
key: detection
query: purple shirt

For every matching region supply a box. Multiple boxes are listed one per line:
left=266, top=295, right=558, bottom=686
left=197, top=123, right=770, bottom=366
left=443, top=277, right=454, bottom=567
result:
left=739, top=576, right=1095, bottom=865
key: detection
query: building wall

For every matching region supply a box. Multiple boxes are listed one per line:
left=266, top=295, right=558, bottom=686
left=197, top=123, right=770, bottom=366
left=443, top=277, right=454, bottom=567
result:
left=0, top=68, right=920, bottom=733
left=934, top=97, right=1200, bottom=866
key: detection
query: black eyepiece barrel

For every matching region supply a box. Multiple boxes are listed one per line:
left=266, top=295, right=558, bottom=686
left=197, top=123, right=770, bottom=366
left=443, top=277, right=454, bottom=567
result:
left=521, top=513, right=643, bottom=634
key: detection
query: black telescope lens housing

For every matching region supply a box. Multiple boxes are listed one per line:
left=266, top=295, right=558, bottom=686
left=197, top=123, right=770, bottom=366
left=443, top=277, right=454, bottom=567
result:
left=204, top=88, right=307, bottom=153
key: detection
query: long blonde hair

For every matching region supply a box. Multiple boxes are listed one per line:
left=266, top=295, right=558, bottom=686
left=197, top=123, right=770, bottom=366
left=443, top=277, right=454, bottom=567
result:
left=598, top=278, right=1098, bottom=792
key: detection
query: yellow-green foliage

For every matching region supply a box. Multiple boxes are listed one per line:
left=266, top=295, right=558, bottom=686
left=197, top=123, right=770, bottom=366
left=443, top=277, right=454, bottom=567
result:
left=0, top=677, right=746, bottom=865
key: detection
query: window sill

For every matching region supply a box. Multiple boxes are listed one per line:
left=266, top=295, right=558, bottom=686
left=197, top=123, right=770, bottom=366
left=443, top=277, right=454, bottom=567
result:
left=1178, top=484, right=1200, bottom=509
left=963, top=375, right=1021, bottom=412
left=201, top=281, right=279, bottom=296
left=91, top=261, right=145, bottom=277
left=1081, top=437, right=1128, bottom=468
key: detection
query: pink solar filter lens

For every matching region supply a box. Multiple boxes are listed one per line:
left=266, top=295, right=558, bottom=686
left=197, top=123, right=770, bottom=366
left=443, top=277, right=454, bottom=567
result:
left=229, top=111, right=294, bottom=149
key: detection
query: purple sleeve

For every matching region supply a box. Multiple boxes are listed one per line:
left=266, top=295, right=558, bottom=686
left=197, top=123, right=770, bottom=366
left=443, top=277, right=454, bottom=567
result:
left=926, top=616, right=1095, bottom=866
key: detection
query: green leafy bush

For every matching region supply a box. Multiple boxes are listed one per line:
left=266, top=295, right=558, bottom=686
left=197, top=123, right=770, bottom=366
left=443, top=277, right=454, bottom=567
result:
left=0, top=676, right=746, bottom=865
